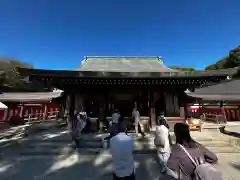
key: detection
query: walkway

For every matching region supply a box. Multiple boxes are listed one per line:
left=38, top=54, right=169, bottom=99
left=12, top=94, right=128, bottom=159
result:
left=0, top=129, right=161, bottom=180
left=191, top=130, right=240, bottom=180
left=0, top=128, right=240, bottom=180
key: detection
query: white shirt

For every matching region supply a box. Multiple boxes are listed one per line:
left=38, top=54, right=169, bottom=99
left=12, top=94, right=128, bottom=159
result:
left=110, top=133, right=135, bottom=177
left=132, top=109, right=140, bottom=123
left=76, top=115, right=86, bottom=133
left=112, top=112, right=120, bottom=124
left=154, top=125, right=170, bottom=153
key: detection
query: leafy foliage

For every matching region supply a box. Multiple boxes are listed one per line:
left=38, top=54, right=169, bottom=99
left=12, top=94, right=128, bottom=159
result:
left=0, top=58, right=33, bottom=69
left=168, top=66, right=196, bottom=71
left=204, top=64, right=217, bottom=70
left=0, top=58, right=35, bottom=91
left=0, top=59, right=32, bottom=87
left=204, top=46, right=240, bottom=70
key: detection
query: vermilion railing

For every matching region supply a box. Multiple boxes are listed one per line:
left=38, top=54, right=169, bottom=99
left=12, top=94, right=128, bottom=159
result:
left=0, top=103, right=60, bottom=123
left=190, top=106, right=240, bottom=121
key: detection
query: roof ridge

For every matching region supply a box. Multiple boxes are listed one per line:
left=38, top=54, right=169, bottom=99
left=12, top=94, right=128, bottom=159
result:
left=85, top=56, right=161, bottom=58
left=84, top=56, right=163, bottom=63
left=77, top=56, right=168, bottom=71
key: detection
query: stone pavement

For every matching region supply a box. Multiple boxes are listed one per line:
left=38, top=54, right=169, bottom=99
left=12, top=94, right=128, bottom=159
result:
left=0, top=121, right=61, bottom=148
left=0, top=129, right=240, bottom=180
left=191, top=131, right=240, bottom=180
left=0, top=153, right=162, bottom=180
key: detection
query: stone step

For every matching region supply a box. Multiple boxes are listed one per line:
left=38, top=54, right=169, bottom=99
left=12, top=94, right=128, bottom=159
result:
left=207, top=146, right=240, bottom=153
left=199, top=141, right=229, bottom=147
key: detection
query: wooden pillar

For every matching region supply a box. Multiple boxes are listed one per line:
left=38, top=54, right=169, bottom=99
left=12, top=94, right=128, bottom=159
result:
left=180, top=107, right=185, bottom=119
left=19, top=104, right=24, bottom=118
left=173, top=95, right=180, bottom=115
left=220, top=101, right=227, bottom=123
left=179, top=92, right=187, bottom=119
left=150, top=92, right=157, bottom=131
left=59, top=93, right=66, bottom=119
left=75, top=94, right=84, bottom=113
left=98, top=99, right=105, bottom=132
left=64, top=95, right=70, bottom=118
left=67, top=93, right=75, bottom=131
left=165, top=92, right=177, bottom=116
left=43, top=104, right=48, bottom=120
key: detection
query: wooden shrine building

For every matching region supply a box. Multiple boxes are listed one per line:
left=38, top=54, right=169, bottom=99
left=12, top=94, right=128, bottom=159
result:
left=18, top=56, right=239, bottom=130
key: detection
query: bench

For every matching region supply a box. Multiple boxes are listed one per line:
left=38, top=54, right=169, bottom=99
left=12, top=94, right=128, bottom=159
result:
left=200, top=113, right=218, bottom=122
left=200, top=113, right=227, bottom=126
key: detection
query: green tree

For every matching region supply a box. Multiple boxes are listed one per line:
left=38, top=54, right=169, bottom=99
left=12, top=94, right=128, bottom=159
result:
left=228, top=46, right=240, bottom=67
left=204, top=64, right=217, bottom=70
left=168, top=66, right=196, bottom=71
left=204, top=45, right=240, bottom=70
left=0, top=58, right=34, bottom=91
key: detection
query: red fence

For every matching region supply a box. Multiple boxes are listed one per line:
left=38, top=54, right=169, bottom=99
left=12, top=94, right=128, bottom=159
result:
left=190, top=106, right=240, bottom=121
left=0, top=103, right=59, bottom=122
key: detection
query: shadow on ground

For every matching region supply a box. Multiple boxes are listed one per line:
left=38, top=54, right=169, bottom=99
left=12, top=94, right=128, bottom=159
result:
left=229, top=161, right=240, bottom=171
left=0, top=128, right=162, bottom=180
left=0, top=154, right=161, bottom=180
left=219, top=126, right=240, bottom=138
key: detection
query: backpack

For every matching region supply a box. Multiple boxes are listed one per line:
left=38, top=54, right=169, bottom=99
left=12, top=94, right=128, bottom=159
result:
left=178, top=144, right=223, bottom=180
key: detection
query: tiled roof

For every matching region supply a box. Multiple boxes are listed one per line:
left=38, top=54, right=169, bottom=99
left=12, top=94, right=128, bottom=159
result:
left=0, top=92, right=62, bottom=102
left=186, top=78, right=240, bottom=100
left=77, top=56, right=172, bottom=72
left=18, top=66, right=240, bottom=78
left=194, top=79, right=240, bottom=94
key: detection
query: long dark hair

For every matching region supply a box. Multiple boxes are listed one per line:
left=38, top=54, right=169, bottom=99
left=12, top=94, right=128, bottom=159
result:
left=174, top=123, right=196, bottom=148
left=158, top=116, right=169, bottom=129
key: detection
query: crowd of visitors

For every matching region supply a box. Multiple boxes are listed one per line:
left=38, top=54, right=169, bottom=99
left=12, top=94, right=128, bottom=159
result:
left=70, top=107, right=222, bottom=180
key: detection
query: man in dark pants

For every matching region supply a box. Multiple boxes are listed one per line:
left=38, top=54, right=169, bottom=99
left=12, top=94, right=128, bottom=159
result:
left=104, top=109, right=122, bottom=145
left=71, top=113, right=81, bottom=149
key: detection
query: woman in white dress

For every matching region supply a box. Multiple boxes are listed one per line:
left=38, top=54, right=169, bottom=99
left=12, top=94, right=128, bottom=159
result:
left=154, top=113, right=171, bottom=173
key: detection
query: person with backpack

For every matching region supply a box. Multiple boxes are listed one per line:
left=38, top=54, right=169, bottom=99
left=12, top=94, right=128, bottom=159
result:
left=71, top=112, right=86, bottom=149
left=166, top=123, right=222, bottom=180
left=71, top=112, right=81, bottom=149
left=154, top=112, right=172, bottom=173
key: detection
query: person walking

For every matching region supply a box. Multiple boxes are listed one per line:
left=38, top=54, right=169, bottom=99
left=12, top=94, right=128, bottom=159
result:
left=132, top=107, right=145, bottom=137
left=110, top=121, right=135, bottom=180
left=104, top=109, right=121, bottom=147
left=154, top=113, right=171, bottom=173
left=72, top=112, right=86, bottom=149
left=71, top=112, right=81, bottom=149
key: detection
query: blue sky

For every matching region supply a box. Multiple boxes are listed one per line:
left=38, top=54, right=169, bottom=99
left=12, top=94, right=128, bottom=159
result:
left=0, top=0, right=239, bottom=70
